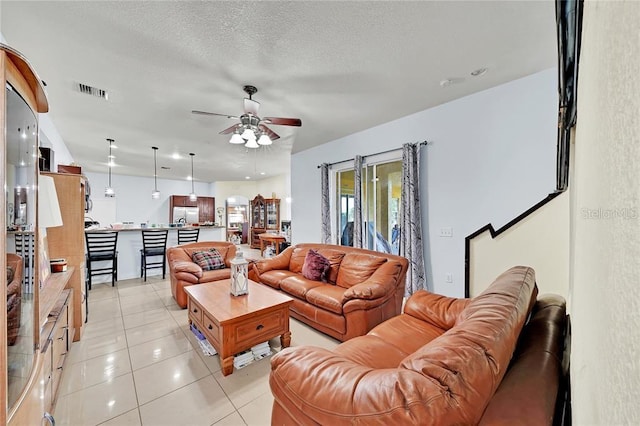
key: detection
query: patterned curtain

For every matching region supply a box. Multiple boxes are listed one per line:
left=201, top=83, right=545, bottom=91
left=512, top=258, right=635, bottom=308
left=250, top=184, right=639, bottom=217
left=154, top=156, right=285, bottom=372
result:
left=320, top=163, right=331, bottom=243
left=353, top=155, right=364, bottom=248
left=400, top=143, right=426, bottom=296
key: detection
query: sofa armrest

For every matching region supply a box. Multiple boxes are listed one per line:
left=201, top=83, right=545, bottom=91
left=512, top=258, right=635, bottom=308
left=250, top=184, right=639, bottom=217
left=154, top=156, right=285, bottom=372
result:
left=172, top=261, right=203, bottom=279
left=253, top=248, right=293, bottom=276
left=342, top=261, right=404, bottom=302
left=270, top=346, right=452, bottom=424
left=404, top=291, right=471, bottom=330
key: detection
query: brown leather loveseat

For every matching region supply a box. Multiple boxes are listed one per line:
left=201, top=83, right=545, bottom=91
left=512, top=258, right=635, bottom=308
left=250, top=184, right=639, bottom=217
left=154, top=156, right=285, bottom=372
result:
left=270, top=266, right=568, bottom=425
left=249, top=243, right=409, bottom=342
left=167, top=241, right=236, bottom=308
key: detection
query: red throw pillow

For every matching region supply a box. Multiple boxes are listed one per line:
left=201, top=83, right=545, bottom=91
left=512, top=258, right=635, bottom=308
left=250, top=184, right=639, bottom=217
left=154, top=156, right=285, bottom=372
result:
left=302, top=249, right=331, bottom=282
left=192, top=249, right=225, bottom=271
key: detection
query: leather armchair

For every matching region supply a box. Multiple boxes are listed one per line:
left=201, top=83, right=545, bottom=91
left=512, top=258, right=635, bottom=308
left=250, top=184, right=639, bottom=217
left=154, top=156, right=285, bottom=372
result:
left=6, top=253, right=23, bottom=346
left=167, top=241, right=236, bottom=308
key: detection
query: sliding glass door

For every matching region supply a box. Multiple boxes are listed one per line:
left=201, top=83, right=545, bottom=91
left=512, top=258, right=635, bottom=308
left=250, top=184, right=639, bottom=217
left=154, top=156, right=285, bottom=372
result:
left=336, top=159, right=402, bottom=254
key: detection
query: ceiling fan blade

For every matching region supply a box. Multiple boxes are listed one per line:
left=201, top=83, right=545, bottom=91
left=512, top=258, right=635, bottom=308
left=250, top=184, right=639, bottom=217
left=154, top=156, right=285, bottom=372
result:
left=219, top=124, right=241, bottom=135
left=244, top=98, right=260, bottom=115
left=258, top=124, right=280, bottom=141
left=192, top=110, right=238, bottom=120
left=263, top=117, right=302, bottom=127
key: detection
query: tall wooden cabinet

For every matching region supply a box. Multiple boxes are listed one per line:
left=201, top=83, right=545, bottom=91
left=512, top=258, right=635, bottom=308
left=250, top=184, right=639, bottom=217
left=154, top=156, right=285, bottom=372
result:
left=250, top=194, right=280, bottom=248
left=1, top=44, right=75, bottom=426
left=42, top=172, right=87, bottom=340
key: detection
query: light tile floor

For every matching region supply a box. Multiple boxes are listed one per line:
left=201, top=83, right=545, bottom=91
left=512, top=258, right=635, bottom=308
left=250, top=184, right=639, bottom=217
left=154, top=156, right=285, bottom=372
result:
left=53, top=251, right=340, bottom=426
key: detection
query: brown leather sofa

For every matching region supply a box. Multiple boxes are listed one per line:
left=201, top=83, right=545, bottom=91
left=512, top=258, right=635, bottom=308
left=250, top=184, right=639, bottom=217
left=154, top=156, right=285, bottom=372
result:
left=270, top=266, right=568, bottom=425
left=249, top=243, right=408, bottom=342
left=167, top=241, right=236, bottom=308
left=6, top=253, right=24, bottom=346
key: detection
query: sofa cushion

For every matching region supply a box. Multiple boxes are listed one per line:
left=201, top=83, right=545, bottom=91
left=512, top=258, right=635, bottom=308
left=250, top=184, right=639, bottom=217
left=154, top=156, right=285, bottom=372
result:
left=335, top=334, right=409, bottom=369
left=335, top=253, right=387, bottom=289
left=259, top=270, right=298, bottom=290
left=305, top=285, right=346, bottom=315
left=315, top=249, right=346, bottom=284
left=368, top=314, right=446, bottom=355
left=289, top=247, right=309, bottom=274
left=280, top=275, right=324, bottom=300
left=192, top=249, right=225, bottom=271
left=302, top=249, right=330, bottom=281
left=200, top=268, right=231, bottom=283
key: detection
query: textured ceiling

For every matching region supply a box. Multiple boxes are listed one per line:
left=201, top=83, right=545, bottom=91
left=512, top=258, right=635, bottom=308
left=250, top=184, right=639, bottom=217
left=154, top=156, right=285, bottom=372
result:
left=0, top=1, right=556, bottom=182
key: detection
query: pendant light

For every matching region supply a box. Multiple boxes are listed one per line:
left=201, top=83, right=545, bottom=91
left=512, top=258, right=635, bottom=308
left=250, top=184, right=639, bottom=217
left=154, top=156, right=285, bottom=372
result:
left=105, top=138, right=115, bottom=197
left=189, top=152, right=197, bottom=202
left=151, top=146, right=160, bottom=199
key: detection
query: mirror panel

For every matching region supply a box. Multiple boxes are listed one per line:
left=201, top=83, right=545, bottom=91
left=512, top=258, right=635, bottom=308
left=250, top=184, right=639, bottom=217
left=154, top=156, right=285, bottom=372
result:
left=5, top=82, right=38, bottom=411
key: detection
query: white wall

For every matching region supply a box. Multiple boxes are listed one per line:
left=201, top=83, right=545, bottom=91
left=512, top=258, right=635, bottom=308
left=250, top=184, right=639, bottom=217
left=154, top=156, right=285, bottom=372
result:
left=85, top=172, right=213, bottom=225
left=569, top=1, right=640, bottom=424
left=292, top=69, right=558, bottom=297
left=215, top=174, right=290, bottom=225
left=469, top=191, right=569, bottom=298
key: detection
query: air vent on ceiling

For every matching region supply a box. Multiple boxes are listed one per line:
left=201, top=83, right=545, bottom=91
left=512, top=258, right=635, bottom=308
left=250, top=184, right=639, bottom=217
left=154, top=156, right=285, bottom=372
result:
left=75, top=82, right=109, bottom=100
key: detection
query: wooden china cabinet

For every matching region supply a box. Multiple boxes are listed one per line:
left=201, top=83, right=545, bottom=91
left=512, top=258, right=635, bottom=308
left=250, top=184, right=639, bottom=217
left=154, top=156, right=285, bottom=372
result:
left=250, top=194, right=280, bottom=248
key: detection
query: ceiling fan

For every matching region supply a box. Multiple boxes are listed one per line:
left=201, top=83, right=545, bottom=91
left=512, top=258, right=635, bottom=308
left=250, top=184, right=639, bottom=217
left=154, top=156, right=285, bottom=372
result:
left=192, top=85, right=302, bottom=148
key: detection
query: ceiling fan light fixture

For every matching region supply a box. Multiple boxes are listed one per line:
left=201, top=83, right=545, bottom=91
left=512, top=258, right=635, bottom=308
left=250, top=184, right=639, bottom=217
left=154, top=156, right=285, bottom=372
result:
left=258, top=134, right=272, bottom=146
left=241, top=128, right=255, bottom=140
left=245, top=138, right=259, bottom=149
left=229, top=133, right=245, bottom=144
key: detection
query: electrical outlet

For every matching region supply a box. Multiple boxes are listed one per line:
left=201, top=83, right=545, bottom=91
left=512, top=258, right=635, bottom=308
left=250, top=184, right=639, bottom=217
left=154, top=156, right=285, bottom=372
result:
left=445, top=273, right=453, bottom=283
left=440, top=227, right=453, bottom=237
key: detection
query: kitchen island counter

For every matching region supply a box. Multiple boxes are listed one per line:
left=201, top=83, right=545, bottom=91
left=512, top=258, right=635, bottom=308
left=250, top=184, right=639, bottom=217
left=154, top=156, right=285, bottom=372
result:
left=86, top=226, right=226, bottom=282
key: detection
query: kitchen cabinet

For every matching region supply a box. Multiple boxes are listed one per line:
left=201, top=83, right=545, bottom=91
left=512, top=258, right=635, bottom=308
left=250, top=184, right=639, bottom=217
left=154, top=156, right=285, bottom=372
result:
left=170, top=195, right=214, bottom=223
left=197, top=197, right=215, bottom=223
left=250, top=195, right=280, bottom=248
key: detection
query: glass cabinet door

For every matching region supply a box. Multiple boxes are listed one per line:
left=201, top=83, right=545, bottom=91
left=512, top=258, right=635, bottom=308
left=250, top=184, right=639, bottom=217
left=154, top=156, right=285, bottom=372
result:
left=251, top=195, right=265, bottom=229
left=5, top=81, right=39, bottom=412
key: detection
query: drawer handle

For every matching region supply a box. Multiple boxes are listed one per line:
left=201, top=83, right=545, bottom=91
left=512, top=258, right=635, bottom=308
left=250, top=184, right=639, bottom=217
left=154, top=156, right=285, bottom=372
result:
left=256, top=324, right=264, bottom=331
left=57, top=336, right=65, bottom=341
left=193, top=308, right=198, bottom=313
left=208, top=324, right=213, bottom=330
left=57, top=366, right=64, bottom=371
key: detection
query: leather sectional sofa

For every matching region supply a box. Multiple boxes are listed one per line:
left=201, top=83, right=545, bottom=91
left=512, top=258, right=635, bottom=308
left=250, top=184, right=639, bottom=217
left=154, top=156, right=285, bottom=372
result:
left=269, top=266, right=568, bottom=425
left=167, top=241, right=236, bottom=308
left=249, top=243, right=409, bottom=342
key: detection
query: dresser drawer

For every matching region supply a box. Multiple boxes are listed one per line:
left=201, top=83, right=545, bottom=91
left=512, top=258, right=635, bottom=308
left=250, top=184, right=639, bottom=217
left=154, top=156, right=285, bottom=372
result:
left=188, top=298, right=203, bottom=324
left=233, top=310, right=286, bottom=347
left=202, top=313, right=220, bottom=347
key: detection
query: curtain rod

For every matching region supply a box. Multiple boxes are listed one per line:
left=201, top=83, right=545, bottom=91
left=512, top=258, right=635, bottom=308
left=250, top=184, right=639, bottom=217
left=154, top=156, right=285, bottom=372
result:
left=317, top=140, right=430, bottom=169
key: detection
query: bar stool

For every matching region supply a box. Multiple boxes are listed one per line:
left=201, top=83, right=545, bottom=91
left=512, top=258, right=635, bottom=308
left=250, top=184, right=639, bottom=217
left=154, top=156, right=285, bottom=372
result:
left=14, top=233, right=35, bottom=294
left=85, top=231, right=119, bottom=289
left=140, top=229, right=168, bottom=281
left=177, top=228, right=200, bottom=245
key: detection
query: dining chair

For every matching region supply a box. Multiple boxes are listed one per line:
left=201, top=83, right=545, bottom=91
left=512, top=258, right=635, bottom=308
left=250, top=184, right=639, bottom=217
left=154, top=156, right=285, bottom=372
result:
left=140, top=229, right=169, bottom=281
left=177, top=228, right=200, bottom=245
left=85, top=231, right=119, bottom=289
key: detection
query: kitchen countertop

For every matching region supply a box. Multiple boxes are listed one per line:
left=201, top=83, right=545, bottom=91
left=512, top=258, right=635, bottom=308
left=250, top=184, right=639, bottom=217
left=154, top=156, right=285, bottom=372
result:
left=86, top=225, right=225, bottom=232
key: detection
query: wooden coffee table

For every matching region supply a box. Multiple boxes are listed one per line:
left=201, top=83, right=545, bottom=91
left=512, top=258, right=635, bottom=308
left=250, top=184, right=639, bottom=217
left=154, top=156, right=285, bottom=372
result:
left=184, top=279, right=293, bottom=376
